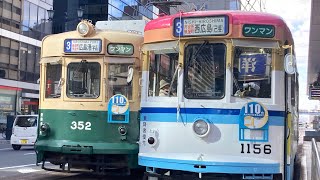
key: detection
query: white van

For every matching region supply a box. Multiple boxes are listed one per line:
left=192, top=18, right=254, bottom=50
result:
left=10, top=115, right=38, bottom=150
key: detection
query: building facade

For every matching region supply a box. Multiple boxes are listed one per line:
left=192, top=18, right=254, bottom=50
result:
left=0, top=0, right=52, bottom=124
left=168, top=0, right=241, bottom=14
left=308, top=0, right=320, bottom=91
left=52, top=0, right=156, bottom=34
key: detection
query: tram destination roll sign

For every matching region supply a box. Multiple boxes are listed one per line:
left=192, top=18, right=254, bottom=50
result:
left=64, top=39, right=102, bottom=53
left=173, top=16, right=228, bottom=37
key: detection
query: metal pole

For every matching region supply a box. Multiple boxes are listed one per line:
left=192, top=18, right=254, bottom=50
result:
left=311, top=138, right=320, bottom=180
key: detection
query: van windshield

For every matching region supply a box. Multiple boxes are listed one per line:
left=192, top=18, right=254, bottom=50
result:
left=15, top=117, right=37, bottom=127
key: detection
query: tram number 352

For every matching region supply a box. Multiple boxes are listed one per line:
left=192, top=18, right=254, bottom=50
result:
left=241, top=143, right=271, bottom=154
left=70, top=121, right=92, bottom=130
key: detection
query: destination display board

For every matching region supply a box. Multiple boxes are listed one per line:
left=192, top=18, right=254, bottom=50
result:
left=64, top=39, right=102, bottom=53
left=242, top=24, right=275, bottom=38
left=107, top=44, right=134, bottom=55
left=173, top=16, right=228, bottom=37
left=309, top=87, right=320, bottom=100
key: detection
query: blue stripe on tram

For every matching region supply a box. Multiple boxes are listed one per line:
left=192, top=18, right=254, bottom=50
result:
left=139, top=156, right=280, bottom=174
left=141, top=107, right=285, bottom=116
left=140, top=107, right=285, bottom=126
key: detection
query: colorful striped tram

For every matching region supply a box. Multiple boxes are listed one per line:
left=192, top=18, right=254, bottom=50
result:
left=139, top=11, right=298, bottom=180
left=35, top=20, right=144, bottom=174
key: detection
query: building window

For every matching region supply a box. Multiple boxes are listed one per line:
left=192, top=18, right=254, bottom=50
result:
left=35, top=48, right=40, bottom=74
left=45, top=0, right=53, bottom=6
left=12, top=6, right=21, bottom=15
left=26, top=45, right=35, bottom=73
left=22, top=1, right=29, bottom=27
left=20, top=1, right=51, bottom=40
left=19, top=43, right=27, bottom=71
left=29, top=3, right=38, bottom=29
left=3, top=1, right=11, bottom=11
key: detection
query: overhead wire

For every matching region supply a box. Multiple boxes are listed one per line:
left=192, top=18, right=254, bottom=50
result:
left=108, top=2, right=137, bottom=20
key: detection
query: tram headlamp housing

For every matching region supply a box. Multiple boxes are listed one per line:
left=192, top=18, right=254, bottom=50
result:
left=39, top=123, right=50, bottom=137
left=77, top=22, right=89, bottom=35
left=192, top=119, right=210, bottom=137
left=76, top=20, right=94, bottom=37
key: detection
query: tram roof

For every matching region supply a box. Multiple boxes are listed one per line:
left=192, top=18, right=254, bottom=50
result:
left=144, top=10, right=293, bottom=44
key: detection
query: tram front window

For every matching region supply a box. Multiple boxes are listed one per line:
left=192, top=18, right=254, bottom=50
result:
left=233, top=47, right=272, bottom=98
left=67, top=61, right=100, bottom=98
left=46, top=64, right=62, bottom=98
left=107, top=64, right=133, bottom=100
left=148, top=51, right=178, bottom=97
left=184, top=42, right=226, bottom=99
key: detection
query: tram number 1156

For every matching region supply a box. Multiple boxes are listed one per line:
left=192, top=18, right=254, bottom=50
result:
left=241, top=143, right=272, bottom=154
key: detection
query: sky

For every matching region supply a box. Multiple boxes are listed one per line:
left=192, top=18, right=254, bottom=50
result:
left=264, top=0, right=319, bottom=110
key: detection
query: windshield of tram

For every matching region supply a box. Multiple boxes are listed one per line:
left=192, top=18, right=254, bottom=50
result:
left=184, top=42, right=226, bottom=99
left=232, top=47, right=272, bottom=98
left=107, top=63, right=133, bottom=100
left=67, top=61, right=100, bottom=98
left=148, top=51, right=178, bottom=97
left=46, top=64, right=62, bottom=98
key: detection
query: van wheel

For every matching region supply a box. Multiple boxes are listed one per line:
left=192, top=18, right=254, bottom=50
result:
left=12, top=145, right=21, bottom=150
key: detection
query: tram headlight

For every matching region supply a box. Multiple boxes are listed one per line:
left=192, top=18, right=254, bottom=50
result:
left=39, top=123, right=50, bottom=136
left=192, top=119, right=210, bottom=137
left=77, top=22, right=89, bottom=36
left=76, top=20, right=95, bottom=37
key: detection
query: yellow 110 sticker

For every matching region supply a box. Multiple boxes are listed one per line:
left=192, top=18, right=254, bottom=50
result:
left=240, top=101, right=269, bottom=129
left=109, top=94, right=129, bottom=115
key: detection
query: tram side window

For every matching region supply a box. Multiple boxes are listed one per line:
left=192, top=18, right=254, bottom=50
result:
left=233, top=47, right=272, bottom=98
left=46, top=64, right=62, bottom=98
left=67, top=61, right=100, bottom=98
left=148, top=51, right=178, bottom=97
left=184, top=43, right=226, bottom=99
left=107, top=64, right=133, bottom=100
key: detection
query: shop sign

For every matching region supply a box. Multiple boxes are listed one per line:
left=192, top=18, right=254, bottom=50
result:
left=0, top=95, right=15, bottom=111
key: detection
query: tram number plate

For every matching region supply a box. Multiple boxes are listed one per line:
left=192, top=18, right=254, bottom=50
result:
left=241, top=143, right=271, bottom=154
left=70, top=121, right=92, bottom=131
left=20, top=139, right=27, bottom=144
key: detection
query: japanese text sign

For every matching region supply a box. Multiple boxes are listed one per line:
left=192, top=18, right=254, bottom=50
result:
left=239, top=53, right=267, bottom=77
left=107, top=44, right=134, bottom=55
left=64, top=39, right=102, bottom=53
left=242, top=24, right=275, bottom=38
left=173, top=16, right=228, bottom=37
